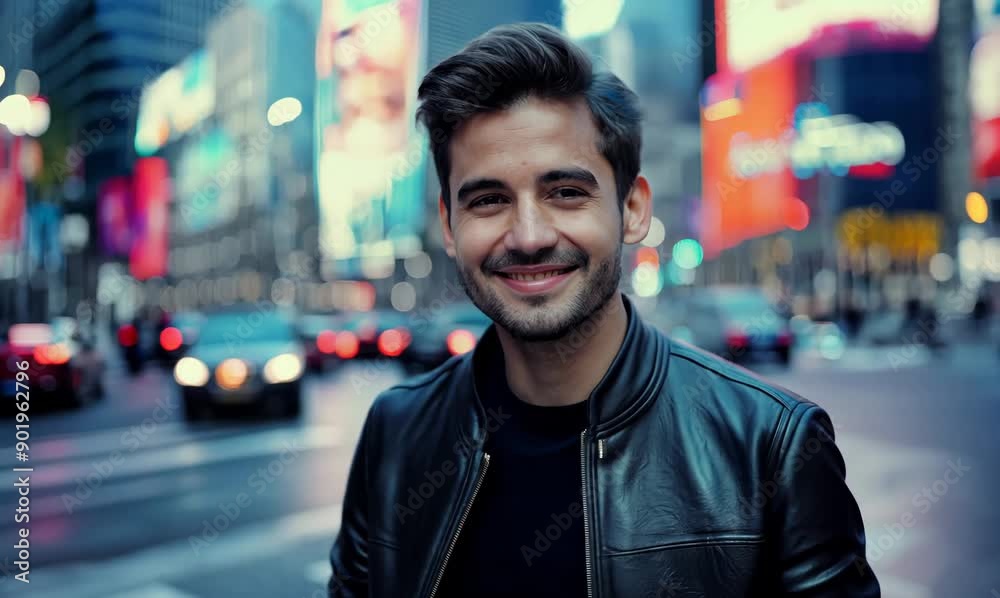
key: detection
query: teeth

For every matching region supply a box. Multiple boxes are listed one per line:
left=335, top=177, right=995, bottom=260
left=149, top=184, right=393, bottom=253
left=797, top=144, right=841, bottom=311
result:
left=506, top=269, right=568, bottom=282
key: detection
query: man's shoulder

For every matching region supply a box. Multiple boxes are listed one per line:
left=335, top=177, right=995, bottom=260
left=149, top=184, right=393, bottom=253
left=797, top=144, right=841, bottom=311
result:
left=367, top=354, right=468, bottom=425
left=664, top=335, right=818, bottom=419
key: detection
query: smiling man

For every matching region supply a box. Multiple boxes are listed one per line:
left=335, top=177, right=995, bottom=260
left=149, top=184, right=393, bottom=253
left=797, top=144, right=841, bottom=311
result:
left=328, top=23, right=880, bottom=598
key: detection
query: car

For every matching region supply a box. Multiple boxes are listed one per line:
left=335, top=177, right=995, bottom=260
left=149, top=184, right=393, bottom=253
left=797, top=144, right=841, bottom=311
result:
left=672, top=287, right=794, bottom=365
left=173, top=308, right=305, bottom=421
left=297, top=312, right=343, bottom=372
left=116, top=317, right=155, bottom=375
left=1, top=320, right=105, bottom=410
left=402, top=304, right=492, bottom=373
left=336, top=309, right=413, bottom=361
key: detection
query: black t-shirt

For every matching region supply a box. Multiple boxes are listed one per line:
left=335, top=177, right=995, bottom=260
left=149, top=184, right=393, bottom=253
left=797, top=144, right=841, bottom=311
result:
left=436, top=341, right=590, bottom=598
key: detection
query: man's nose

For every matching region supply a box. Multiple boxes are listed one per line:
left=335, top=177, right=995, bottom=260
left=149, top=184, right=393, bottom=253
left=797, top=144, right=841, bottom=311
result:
left=503, top=200, right=558, bottom=255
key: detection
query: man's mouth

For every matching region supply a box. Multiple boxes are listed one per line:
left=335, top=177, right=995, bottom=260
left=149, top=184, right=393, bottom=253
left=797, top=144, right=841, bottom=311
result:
left=495, top=267, right=577, bottom=282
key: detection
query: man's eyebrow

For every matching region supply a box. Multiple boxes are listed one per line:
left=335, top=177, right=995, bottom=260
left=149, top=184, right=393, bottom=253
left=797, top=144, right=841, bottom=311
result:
left=456, top=178, right=509, bottom=203
left=537, top=168, right=599, bottom=187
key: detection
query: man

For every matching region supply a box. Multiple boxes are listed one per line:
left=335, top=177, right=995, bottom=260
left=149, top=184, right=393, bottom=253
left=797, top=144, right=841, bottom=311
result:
left=329, top=23, right=880, bottom=597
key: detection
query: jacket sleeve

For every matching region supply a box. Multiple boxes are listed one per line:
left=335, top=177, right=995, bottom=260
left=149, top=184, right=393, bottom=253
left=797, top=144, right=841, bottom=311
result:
left=329, top=401, right=378, bottom=597
left=770, top=404, right=881, bottom=596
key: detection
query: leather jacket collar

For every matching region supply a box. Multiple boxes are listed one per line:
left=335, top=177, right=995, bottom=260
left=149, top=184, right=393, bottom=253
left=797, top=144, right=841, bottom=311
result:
left=461, top=294, right=671, bottom=441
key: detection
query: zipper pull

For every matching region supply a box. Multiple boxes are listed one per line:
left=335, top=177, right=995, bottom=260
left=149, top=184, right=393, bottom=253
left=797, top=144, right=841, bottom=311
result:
left=598, top=438, right=606, bottom=459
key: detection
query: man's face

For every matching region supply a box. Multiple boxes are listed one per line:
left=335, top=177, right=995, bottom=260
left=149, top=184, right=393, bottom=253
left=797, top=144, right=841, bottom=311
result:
left=440, top=97, right=640, bottom=342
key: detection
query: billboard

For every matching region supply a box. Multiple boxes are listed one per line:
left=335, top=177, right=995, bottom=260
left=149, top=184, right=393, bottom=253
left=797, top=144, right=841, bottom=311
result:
left=135, top=49, right=216, bottom=157
left=700, top=54, right=806, bottom=257
left=0, top=135, right=26, bottom=246
left=971, top=28, right=1000, bottom=181
left=314, top=0, right=426, bottom=274
left=723, top=0, right=940, bottom=72
left=822, top=49, right=940, bottom=213
left=174, top=128, right=239, bottom=233
left=98, top=176, right=133, bottom=256
left=129, top=158, right=170, bottom=281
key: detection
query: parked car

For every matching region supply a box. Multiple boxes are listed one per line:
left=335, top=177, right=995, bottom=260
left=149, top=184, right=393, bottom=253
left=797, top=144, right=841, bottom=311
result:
left=674, top=287, right=794, bottom=365
left=173, top=308, right=305, bottom=420
left=402, top=304, right=492, bottom=373
left=1, top=320, right=105, bottom=409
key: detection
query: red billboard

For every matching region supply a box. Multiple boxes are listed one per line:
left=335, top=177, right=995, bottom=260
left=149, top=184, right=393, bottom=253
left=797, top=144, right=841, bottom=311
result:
left=700, top=54, right=805, bottom=258
left=0, top=135, right=26, bottom=246
left=972, top=28, right=1000, bottom=181
left=129, top=158, right=170, bottom=280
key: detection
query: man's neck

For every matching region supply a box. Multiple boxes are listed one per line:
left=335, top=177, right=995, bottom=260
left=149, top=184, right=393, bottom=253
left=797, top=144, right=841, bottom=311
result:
left=496, top=293, right=628, bottom=407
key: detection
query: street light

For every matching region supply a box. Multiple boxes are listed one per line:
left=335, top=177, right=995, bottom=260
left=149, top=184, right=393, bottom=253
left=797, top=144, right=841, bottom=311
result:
left=965, top=191, right=989, bottom=224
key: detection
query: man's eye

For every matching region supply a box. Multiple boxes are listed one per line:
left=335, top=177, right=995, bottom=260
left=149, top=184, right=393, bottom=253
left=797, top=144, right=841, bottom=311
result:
left=470, top=195, right=507, bottom=208
left=551, top=187, right=588, bottom=200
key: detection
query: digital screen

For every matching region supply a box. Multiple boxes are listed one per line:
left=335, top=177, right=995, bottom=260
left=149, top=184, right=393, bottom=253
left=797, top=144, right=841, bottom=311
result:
left=130, top=157, right=171, bottom=281
left=724, top=0, right=939, bottom=72
left=98, top=176, right=133, bottom=257
left=314, top=0, right=427, bottom=274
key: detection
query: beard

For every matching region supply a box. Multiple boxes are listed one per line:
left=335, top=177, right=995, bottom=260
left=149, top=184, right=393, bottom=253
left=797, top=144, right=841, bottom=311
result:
left=455, top=244, right=622, bottom=343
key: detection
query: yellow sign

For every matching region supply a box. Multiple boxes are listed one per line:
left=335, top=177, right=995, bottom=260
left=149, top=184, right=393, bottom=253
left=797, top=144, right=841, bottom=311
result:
left=838, top=210, right=941, bottom=260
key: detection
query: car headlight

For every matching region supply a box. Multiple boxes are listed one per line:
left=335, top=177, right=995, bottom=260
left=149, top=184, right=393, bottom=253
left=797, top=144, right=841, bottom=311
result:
left=263, top=353, right=304, bottom=384
left=174, top=357, right=210, bottom=386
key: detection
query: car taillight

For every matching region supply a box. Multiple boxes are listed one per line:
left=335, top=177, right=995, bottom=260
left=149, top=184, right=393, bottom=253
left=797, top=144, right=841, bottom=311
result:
left=160, top=327, right=183, bottom=351
left=777, top=331, right=792, bottom=346
left=378, top=328, right=411, bottom=357
left=34, top=344, right=70, bottom=365
left=447, top=329, right=477, bottom=356
left=317, top=330, right=337, bottom=354
left=726, top=331, right=749, bottom=349
left=118, top=325, right=138, bottom=347
left=335, top=331, right=360, bottom=359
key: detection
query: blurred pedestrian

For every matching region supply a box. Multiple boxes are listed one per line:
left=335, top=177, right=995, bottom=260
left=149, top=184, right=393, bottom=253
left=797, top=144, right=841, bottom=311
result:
left=328, top=23, right=879, bottom=598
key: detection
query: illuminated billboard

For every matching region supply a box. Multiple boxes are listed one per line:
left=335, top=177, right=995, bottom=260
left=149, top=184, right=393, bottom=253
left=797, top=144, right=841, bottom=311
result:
left=314, top=0, right=426, bottom=273
left=98, top=176, right=133, bottom=256
left=135, top=50, right=215, bottom=156
left=972, top=28, right=1000, bottom=181
left=700, top=54, right=806, bottom=258
left=130, top=158, right=170, bottom=281
left=0, top=136, right=25, bottom=246
left=174, top=128, right=240, bottom=233
left=723, top=0, right=940, bottom=72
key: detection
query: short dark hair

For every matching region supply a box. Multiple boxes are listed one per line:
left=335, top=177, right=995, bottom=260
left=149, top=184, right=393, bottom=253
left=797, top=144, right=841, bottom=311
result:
left=416, top=22, right=642, bottom=216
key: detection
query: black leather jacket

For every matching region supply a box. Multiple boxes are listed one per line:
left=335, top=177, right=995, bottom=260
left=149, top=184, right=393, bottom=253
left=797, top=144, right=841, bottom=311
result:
left=329, top=298, right=880, bottom=597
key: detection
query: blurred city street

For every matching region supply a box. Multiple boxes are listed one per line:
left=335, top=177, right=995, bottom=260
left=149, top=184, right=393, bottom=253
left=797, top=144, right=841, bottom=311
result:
left=1, top=0, right=999, bottom=596
left=0, top=332, right=997, bottom=598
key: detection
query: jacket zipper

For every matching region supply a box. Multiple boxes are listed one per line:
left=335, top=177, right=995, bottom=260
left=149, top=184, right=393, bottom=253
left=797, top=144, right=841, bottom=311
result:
left=581, top=429, right=594, bottom=598
left=427, top=452, right=491, bottom=598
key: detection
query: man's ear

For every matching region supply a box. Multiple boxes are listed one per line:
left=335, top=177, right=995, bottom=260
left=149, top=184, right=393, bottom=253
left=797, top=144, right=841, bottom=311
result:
left=622, top=175, right=652, bottom=245
left=438, top=195, right=456, bottom=257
